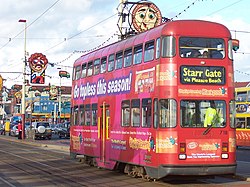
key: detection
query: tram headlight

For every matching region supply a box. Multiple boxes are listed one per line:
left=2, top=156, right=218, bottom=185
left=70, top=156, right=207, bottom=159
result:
left=221, top=153, right=228, bottom=159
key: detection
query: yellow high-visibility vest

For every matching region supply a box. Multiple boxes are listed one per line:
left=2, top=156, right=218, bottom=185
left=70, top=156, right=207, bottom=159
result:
left=204, top=107, right=217, bottom=127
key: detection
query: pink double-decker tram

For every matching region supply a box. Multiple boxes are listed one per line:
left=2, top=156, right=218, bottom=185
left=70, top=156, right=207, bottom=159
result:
left=70, top=20, right=238, bottom=179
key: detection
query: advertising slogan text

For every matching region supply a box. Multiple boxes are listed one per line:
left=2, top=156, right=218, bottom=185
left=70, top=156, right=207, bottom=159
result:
left=73, top=72, right=132, bottom=100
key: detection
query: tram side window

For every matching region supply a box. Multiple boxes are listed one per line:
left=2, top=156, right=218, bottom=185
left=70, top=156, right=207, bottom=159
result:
left=144, top=40, right=155, bottom=62
left=133, top=44, right=143, bottom=65
left=142, top=98, right=152, bottom=128
left=115, top=51, right=123, bottom=70
left=75, top=65, right=81, bottom=80
left=229, top=100, right=236, bottom=128
left=131, top=99, right=140, bottom=127
left=85, top=104, right=91, bottom=126
left=121, top=100, right=130, bottom=127
left=236, top=118, right=246, bottom=128
left=236, top=91, right=247, bottom=101
left=159, top=99, right=177, bottom=128
left=81, top=63, right=87, bottom=78
left=93, top=58, right=100, bottom=75
left=70, top=107, right=74, bottom=125
left=73, top=106, right=79, bottom=126
left=155, top=37, right=161, bottom=59
left=153, top=99, right=159, bottom=128
left=72, top=68, right=75, bottom=81
left=108, top=54, right=115, bottom=72
left=162, top=36, right=176, bottom=57
left=100, top=57, right=107, bottom=74
left=92, top=104, right=97, bottom=126
left=87, top=61, right=93, bottom=76
left=79, top=105, right=84, bottom=126
left=124, top=48, right=133, bottom=67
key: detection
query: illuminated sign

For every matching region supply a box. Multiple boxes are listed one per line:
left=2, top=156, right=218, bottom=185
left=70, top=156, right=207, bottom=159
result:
left=28, top=53, right=48, bottom=84
left=180, top=66, right=225, bottom=85
left=131, top=2, right=162, bottom=33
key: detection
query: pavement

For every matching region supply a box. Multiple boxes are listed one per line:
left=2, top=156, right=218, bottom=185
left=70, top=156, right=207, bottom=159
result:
left=0, top=134, right=250, bottom=182
left=0, top=133, right=70, bottom=153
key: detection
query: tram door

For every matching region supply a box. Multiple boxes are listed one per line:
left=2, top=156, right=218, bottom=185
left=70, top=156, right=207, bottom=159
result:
left=98, top=102, right=110, bottom=163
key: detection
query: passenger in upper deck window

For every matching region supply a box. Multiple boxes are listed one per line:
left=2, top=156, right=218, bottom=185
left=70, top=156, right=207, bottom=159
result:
left=202, top=51, right=209, bottom=58
left=190, top=50, right=201, bottom=58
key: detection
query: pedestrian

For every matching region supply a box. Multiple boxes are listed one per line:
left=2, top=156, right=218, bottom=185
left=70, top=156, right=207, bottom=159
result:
left=17, top=120, right=22, bottom=139
left=2, top=123, right=5, bottom=135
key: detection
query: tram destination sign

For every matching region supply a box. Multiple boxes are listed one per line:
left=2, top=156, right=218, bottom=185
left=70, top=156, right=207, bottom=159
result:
left=180, top=66, right=225, bottom=85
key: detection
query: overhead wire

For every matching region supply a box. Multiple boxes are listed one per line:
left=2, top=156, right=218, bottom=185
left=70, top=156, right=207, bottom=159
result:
left=43, top=13, right=118, bottom=53
left=0, top=0, right=61, bottom=51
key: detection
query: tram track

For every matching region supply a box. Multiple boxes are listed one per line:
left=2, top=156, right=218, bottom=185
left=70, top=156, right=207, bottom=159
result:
left=0, top=150, right=87, bottom=186
left=1, top=137, right=250, bottom=186
left=0, top=141, right=152, bottom=186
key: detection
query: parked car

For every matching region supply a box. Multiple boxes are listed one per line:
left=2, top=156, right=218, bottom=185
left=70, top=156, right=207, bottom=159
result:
left=9, top=125, right=19, bottom=137
left=27, top=121, right=52, bottom=140
left=56, top=122, right=70, bottom=139
left=49, top=124, right=56, bottom=134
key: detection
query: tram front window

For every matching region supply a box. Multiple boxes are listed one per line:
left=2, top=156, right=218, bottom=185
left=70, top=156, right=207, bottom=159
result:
left=181, top=100, right=226, bottom=128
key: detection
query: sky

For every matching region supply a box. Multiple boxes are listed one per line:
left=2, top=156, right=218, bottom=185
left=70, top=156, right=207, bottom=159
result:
left=0, top=0, right=249, bottom=89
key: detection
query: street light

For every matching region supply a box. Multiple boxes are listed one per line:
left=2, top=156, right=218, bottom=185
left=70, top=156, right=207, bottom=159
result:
left=57, top=68, right=61, bottom=124
left=19, top=19, right=27, bottom=139
left=58, top=69, right=70, bottom=123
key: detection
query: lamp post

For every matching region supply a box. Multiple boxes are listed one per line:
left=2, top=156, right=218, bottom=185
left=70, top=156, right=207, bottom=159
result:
left=58, top=70, right=70, bottom=123
left=19, top=19, right=27, bottom=139
left=57, top=68, right=61, bottom=123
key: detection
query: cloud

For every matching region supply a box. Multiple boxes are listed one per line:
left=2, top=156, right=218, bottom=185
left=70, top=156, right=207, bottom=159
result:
left=201, top=14, right=250, bottom=82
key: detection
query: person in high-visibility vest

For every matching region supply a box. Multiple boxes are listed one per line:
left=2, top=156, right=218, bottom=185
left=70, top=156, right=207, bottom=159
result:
left=204, top=101, right=217, bottom=127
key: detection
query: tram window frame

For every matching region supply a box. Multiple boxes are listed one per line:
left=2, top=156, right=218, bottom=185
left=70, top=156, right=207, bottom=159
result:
left=100, top=57, right=107, bottom=74
left=159, top=99, right=177, bottom=128
left=91, top=103, right=98, bottom=126
left=72, top=68, right=75, bottom=81
left=93, top=58, right=100, bottom=75
left=131, top=99, right=140, bottom=127
left=133, top=44, right=143, bottom=65
left=73, top=106, right=79, bottom=126
left=108, top=54, right=115, bottom=72
left=142, top=98, right=152, bottom=128
left=70, top=107, right=74, bottom=125
left=155, top=37, right=161, bottom=59
left=144, top=40, right=155, bottom=62
left=179, top=37, right=224, bottom=59
left=85, top=104, right=91, bottom=126
left=79, top=105, right=84, bottom=126
left=236, top=91, right=247, bottom=102
left=153, top=98, right=159, bottom=128
left=180, top=100, right=226, bottom=128
left=121, top=100, right=130, bottom=127
left=124, top=48, right=133, bottom=67
left=81, top=63, right=87, bottom=78
left=75, top=65, right=81, bottom=80
left=162, top=36, right=176, bottom=58
left=115, top=51, right=123, bottom=70
left=236, top=118, right=246, bottom=128
left=229, top=100, right=236, bottom=128
left=87, top=61, right=93, bottom=77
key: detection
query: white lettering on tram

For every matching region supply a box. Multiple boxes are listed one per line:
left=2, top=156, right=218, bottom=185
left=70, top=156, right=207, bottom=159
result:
left=107, top=72, right=132, bottom=94
left=73, top=72, right=132, bottom=100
